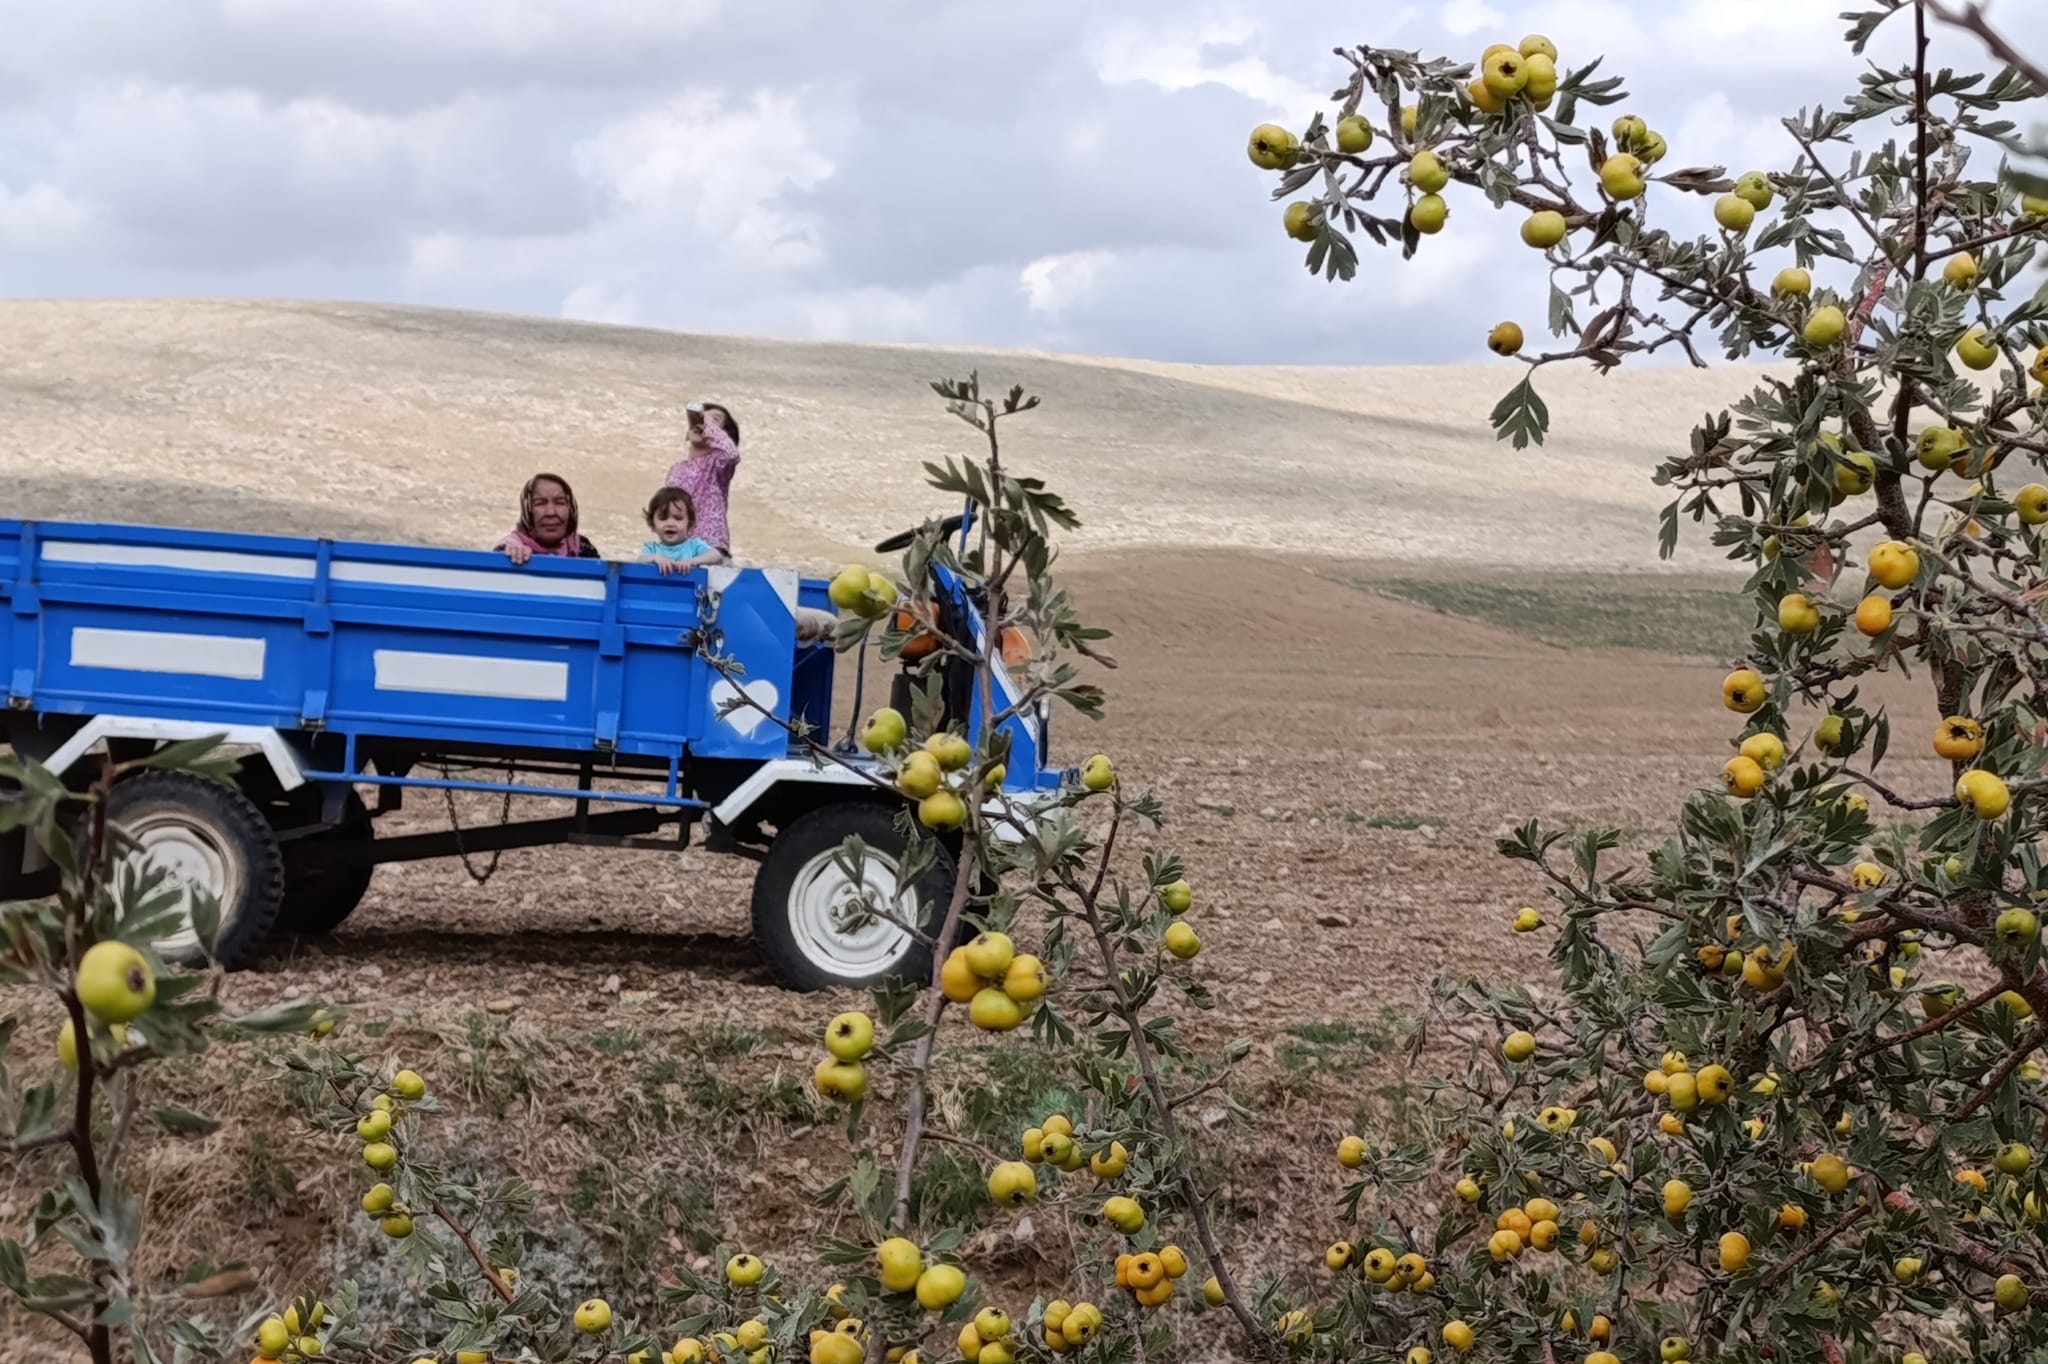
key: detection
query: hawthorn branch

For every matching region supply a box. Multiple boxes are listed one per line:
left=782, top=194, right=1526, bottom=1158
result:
left=1795, top=980, right=2004, bottom=1073
left=1920, top=0, right=2048, bottom=93
left=1946, top=1021, right=2048, bottom=1125
left=433, top=1201, right=517, bottom=1305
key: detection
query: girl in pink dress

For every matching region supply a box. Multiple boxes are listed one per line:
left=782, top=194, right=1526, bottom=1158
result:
left=664, top=402, right=740, bottom=560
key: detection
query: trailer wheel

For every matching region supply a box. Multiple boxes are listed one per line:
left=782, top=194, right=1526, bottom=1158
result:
left=278, top=790, right=375, bottom=936
left=102, top=772, right=285, bottom=970
left=751, top=801, right=952, bottom=992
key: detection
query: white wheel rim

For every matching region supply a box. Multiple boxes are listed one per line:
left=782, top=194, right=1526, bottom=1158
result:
left=120, top=810, right=242, bottom=958
left=787, top=845, right=918, bottom=977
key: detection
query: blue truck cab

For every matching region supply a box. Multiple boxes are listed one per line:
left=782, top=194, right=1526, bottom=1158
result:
left=0, top=518, right=1062, bottom=990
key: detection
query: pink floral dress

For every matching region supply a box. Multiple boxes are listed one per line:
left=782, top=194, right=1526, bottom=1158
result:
left=664, top=426, right=740, bottom=555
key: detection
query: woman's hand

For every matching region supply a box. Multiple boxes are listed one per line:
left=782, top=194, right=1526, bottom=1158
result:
left=502, top=541, right=533, bottom=565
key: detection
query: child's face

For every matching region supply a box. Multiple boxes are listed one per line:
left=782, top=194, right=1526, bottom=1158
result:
left=652, top=502, right=694, bottom=544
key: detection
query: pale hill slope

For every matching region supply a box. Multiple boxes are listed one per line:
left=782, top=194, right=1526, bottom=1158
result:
left=0, top=299, right=1767, bottom=572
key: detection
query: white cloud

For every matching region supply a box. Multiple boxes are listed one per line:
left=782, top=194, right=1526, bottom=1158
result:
left=1019, top=250, right=1113, bottom=315
left=560, top=281, right=640, bottom=325
left=1440, top=0, right=1507, bottom=39
left=0, top=180, right=92, bottom=250
left=1091, top=15, right=1325, bottom=120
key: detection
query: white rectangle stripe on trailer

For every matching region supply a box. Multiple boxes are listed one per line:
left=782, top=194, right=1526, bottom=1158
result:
left=42, top=542, right=317, bottom=580
left=69, top=626, right=269, bottom=680
left=335, top=561, right=608, bottom=602
left=372, top=649, right=570, bottom=702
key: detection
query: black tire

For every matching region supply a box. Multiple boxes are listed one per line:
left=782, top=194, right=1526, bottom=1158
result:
left=751, top=800, right=954, bottom=992
left=278, top=789, right=375, bottom=935
left=101, top=772, right=285, bottom=970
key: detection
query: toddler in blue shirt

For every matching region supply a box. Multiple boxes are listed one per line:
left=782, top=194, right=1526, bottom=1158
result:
left=637, top=486, right=721, bottom=575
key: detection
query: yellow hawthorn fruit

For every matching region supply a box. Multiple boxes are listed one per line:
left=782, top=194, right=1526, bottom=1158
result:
left=1719, top=1232, right=1752, bottom=1272
left=1590, top=1247, right=1619, bottom=1275
left=962, top=930, right=1015, bottom=979
left=362, top=1141, right=398, bottom=1171
left=257, top=1319, right=291, bottom=1357
left=1102, top=1196, right=1145, bottom=1234
left=1502, top=1029, right=1537, bottom=1062
left=1934, top=715, right=1984, bottom=760
left=939, top=948, right=980, bottom=1004
left=1917, top=425, right=1965, bottom=469
left=1488, top=321, right=1525, bottom=356
left=1089, top=1141, right=1129, bottom=1179
left=1867, top=540, right=1919, bottom=589
left=872, top=1237, right=921, bottom=1294
left=1039, top=1131, right=1076, bottom=1167
left=726, top=1253, right=765, bottom=1287
left=1324, top=1241, right=1354, bottom=1272
left=1338, top=1134, right=1367, bottom=1168
left=812, top=1336, right=864, bottom=1364
left=1538, top=1107, right=1574, bottom=1133
left=1002, top=954, right=1048, bottom=1002
left=988, top=1161, right=1036, bottom=1208
left=1734, top=171, right=1773, bottom=210
left=969, top=987, right=1025, bottom=1032
left=1644, top=1069, right=1668, bottom=1096
left=1520, top=33, right=1557, bottom=59
left=1851, top=861, right=1886, bottom=890
left=1779, top=1203, right=1808, bottom=1231
left=55, top=1019, right=128, bottom=1069
left=1996, top=1273, right=2029, bottom=1311
left=1662, top=1180, right=1693, bottom=1218
left=1080, top=754, right=1115, bottom=791
left=2001, top=992, right=2036, bottom=1019
left=1661, top=1340, right=1690, bottom=1363
left=1997, top=1142, right=2034, bottom=1175
left=1411, top=193, right=1449, bottom=234
left=1202, top=1276, right=1225, bottom=1307
left=1529, top=1220, right=1561, bottom=1251
left=1481, top=47, right=1530, bottom=98
left=1957, top=326, right=2000, bottom=370
left=1335, top=115, right=1374, bottom=154
left=1943, top=252, right=1979, bottom=287
left=1486, top=1229, right=1521, bottom=1262
left=1853, top=595, right=1892, bottom=636
left=1395, top=1252, right=1427, bottom=1285
left=859, top=707, right=906, bottom=754
left=1588, top=1354, right=1620, bottom=1364
left=1894, top=1255, right=1923, bottom=1284
left=1777, top=592, right=1820, bottom=634
left=2034, top=344, right=2048, bottom=385
left=1773, top=266, right=1812, bottom=296
left=1956, top=1167, right=1989, bottom=1193
left=1283, top=202, right=1321, bottom=242
left=1834, top=450, right=1878, bottom=498
left=825, top=1011, right=876, bottom=1062
left=1497, top=1208, right=1534, bottom=1241
left=1810, top=1153, right=1851, bottom=1193
left=1996, top=907, right=2040, bottom=945
left=1715, top=194, right=1756, bottom=233
left=1163, top=921, right=1202, bottom=959
left=1956, top=769, right=2011, bottom=820
left=1409, top=150, right=1450, bottom=193
left=1804, top=304, right=1847, bottom=348
left=1814, top=715, right=1848, bottom=756
left=2018, top=483, right=2048, bottom=526
left=974, top=1308, right=1011, bottom=1342
left=739, top=1321, right=772, bottom=1352
left=1363, top=1247, right=1398, bottom=1282
left=1247, top=124, right=1300, bottom=170
left=897, top=751, right=943, bottom=800
left=1663, top=1051, right=1689, bottom=1075
left=379, top=1212, right=414, bottom=1238
left=814, top=1058, right=867, bottom=1102
left=1589, top=1315, right=1614, bottom=1343
left=1158, top=1246, right=1189, bottom=1279
left=1442, top=1320, right=1476, bottom=1353
left=356, top=1109, right=392, bottom=1143
left=1400, top=104, right=1419, bottom=137
left=1455, top=1176, right=1482, bottom=1203
left=1513, top=906, right=1543, bottom=932
left=75, top=941, right=155, bottom=1023
left=1695, top=1064, right=1733, bottom=1105
left=1722, top=668, right=1765, bottom=713
left=1586, top=1136, right=1618, bottom=1166
left=389, top=1069, right=427, bottom=1102
left=918, top=790, right=967, bottom=830
left=1739, top=731, right=1786, bottom=771
left=1467, top=77, right=1506, bottom=114
left=1722, top=755, right=1765, bottom=798
left=2026, top=194, right=2048, bottom=215
left=1522, top=210, right=1568, bottom=249
left=575, top=1299, right=613, bottom=1334
left=1665, top=1072, right=1700, bottom=1112
left=1159, top=878, right=1193, bottom=913
left=916, top=1263, right=966, bottom=1311
left=1600, top=153, right=1646, bottom=200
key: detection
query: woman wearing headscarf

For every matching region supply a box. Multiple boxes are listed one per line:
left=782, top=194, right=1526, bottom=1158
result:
left=496, top=472, right=602, bottom=564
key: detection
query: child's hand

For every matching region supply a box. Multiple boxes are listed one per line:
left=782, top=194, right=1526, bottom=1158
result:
left=656, top=557, right=683, bottom=575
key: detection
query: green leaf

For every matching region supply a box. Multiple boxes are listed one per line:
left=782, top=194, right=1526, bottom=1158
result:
left=1489, top=376, right=1551, bottom=450
left=150, top=1106, right=222, bottom=1137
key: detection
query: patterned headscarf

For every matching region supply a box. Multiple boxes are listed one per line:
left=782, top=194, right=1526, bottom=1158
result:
left=507, top=472, right=586, bottom=557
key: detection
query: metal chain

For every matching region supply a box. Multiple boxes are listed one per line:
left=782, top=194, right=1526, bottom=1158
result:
left=438, top=763, right=515, bottom=885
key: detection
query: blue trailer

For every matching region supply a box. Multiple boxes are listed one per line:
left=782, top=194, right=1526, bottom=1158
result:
left=0, top=517, right=1062, bottom=989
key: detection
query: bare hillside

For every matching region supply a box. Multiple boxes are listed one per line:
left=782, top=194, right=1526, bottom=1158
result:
left=0, top=299, right=1765, bottom=573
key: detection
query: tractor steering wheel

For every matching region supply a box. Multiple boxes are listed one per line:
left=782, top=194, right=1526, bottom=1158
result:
left=874, top=514, right=967, bottom=554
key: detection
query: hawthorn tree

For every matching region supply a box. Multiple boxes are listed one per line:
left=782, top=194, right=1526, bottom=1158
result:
left=1240, top=1, right=2048, bottom=1362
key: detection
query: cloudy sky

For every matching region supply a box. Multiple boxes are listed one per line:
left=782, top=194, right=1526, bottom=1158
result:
left=1, top=0, right=2043, bottom=365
